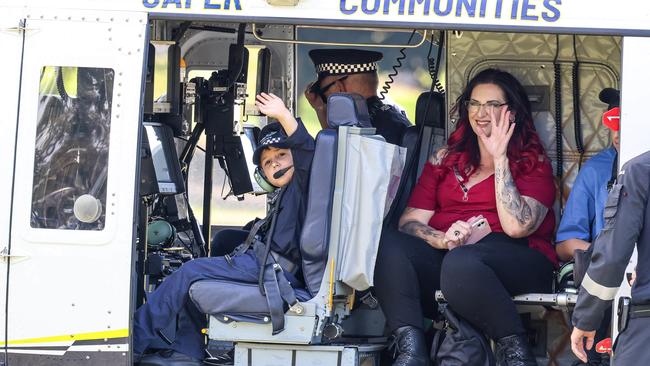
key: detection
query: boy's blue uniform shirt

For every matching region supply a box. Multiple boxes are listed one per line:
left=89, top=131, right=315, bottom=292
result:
left=556, top=146, right=617, bottom=243
left=266, top=119, right=315, bottom=263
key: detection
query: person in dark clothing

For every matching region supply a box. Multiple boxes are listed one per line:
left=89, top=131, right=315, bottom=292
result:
left=556, top=88, right=621, bottom=366
left=374, top=69, right=556, bottom=366
left=305, top=48, right=411, bottom=145
left=134, top=93, right=315, bottom=365
left=211, top=48, right=412, bottom=256
left=571, top=151, right=650, bottom=365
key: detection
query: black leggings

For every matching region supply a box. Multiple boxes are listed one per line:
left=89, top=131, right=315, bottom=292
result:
left=374, top=229, right=554, bottom=339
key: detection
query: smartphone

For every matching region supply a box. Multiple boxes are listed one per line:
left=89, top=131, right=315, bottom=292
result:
left=466, top=216, right=492, bottom=244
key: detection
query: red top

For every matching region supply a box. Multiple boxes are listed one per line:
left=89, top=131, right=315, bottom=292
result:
left=408, top=161, right=558, bottom=266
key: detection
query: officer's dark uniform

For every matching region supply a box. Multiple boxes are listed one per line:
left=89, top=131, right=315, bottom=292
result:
left=134, top=120, right=315, bottom=362
left=572, top=150, right=650, bottom=363
left=366, top=95, right=411, bottom=145
left=308, top=48, right=411, bottom=145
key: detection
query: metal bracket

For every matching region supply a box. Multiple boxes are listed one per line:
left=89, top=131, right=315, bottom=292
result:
left=3, top=19, right=33, bottom=34
left=0, top=247, right=28, bottom=264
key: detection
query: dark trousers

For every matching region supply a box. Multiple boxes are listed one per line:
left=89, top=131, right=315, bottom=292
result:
left=133, top=251, right=261, bottom=360
left=612, top=317, right=650, bottom=365
left=374, top=229, right=554, bottom=339
left=211, top=229, right=249, bottom=257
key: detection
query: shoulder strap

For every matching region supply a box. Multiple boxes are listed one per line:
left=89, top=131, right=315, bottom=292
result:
left=607, top=150, right=619, bottom=192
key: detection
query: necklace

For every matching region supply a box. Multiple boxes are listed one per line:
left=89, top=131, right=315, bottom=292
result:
left=453, top=167, right=469, bottom=202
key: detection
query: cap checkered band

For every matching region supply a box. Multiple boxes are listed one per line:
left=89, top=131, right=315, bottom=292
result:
left=259, top=131, right=284, bottom=147
left=316, top=62, right=377, bottom=75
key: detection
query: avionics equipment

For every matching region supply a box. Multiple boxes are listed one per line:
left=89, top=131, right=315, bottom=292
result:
left=141, top=122, right=186, bottom=195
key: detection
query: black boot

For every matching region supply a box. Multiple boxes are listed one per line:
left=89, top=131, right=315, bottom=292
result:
left=390, top=326, right=429, bottom=366
left=495, top=334, right=538, bottom=366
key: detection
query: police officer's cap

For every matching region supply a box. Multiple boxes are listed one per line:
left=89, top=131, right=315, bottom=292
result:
left=599, top=88, right=620, bottom=110
left=253, top=123, right=289, bottom=166
left=309, top=49, right=383, bottom=78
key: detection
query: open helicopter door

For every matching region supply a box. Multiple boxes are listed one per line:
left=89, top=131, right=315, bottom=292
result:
left=1, top=8, right=147, bottom=365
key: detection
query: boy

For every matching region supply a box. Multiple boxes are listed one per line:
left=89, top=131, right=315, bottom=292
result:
left=135, top=93, right=315, bottom=365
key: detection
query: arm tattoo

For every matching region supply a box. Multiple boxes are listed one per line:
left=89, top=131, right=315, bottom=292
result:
left=400, top=220, right=442, bottom=245
left=494, top=164, right=547, bottom=231
left=429, top=147, right=448, bottom=165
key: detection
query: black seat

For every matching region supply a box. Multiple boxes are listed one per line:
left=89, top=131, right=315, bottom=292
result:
left=384, top=91, right=446, bottom=229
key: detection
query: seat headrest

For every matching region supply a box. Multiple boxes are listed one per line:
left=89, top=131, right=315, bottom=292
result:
left=415, top=92, right=445, bottom=128
left=326, top=93, right=372, bottom=129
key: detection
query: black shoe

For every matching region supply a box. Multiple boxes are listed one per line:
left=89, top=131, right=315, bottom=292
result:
left=571, top=356, right=610, bottom=366
left=204, top=349, right=234, bottom=366
left=495, top=334, right=537, bottom=366
left=390, top=326, right=430, bottom=366
left=137, top=350, right=203, bottom=366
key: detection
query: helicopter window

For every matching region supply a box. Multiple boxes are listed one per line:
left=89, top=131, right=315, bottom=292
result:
left=30, top=66, right=114, bottom=230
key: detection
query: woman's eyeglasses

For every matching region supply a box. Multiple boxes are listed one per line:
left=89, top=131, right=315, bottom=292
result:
left=464, top=100, right=507, bottom=114
left=310, top=75, right=349, bottom=104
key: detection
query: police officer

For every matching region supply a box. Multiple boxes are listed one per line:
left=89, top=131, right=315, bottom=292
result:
left=571, top=150, right=650, bottom=364
left=305, top=48, right=411, bottom=145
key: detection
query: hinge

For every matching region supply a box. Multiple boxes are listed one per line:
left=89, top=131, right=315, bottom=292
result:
left=0, top=247, right=28, bottom=264
left=4, top=19, right=29, bottom=34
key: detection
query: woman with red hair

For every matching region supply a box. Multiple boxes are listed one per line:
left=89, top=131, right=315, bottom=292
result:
left=375, top=68, right=556, bottom=366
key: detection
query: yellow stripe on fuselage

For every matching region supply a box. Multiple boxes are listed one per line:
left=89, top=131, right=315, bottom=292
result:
left=1, top=329, right=128, bottom=346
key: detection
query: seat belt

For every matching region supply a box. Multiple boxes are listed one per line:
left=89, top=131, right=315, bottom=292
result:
left=239, top=189, right=303, bottom=334
left=224, top=190, right=283, bottom=262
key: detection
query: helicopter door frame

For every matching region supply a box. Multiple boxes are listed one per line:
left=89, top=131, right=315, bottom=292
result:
left=0, top=7, right=28, bottom=361
left=2, top=8, right=147, bottom=365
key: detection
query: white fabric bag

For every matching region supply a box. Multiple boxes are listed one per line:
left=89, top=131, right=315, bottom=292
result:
left=337, top=134, right=406, bottom=290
